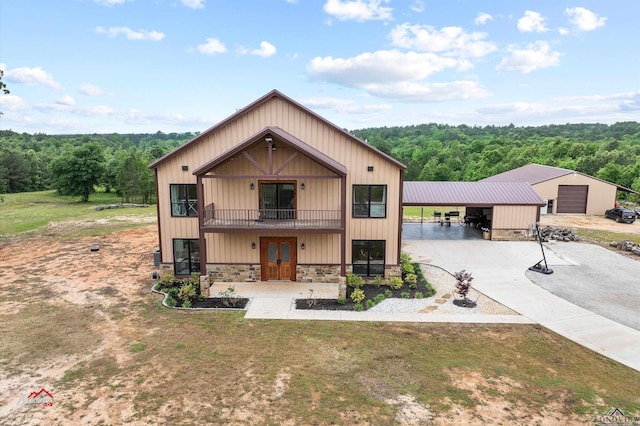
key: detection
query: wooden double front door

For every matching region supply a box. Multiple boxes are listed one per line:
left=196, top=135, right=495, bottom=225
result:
left=260, top=237, right=297, bottom=281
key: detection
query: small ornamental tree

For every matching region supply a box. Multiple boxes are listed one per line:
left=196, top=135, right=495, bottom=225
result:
left=454, top=269, right=474, bottom=306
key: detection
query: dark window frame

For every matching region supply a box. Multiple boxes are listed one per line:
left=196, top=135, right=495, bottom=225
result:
left=170, top=184, right=198, bottom=217
left=173, top=238, right=200, bottom=275
left=352, top=184, right=387, bottom=218
left=352, top=240, right=386, bottom=277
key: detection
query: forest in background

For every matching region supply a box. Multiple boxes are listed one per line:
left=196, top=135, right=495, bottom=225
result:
left=1, top=121, right=639, bottom=201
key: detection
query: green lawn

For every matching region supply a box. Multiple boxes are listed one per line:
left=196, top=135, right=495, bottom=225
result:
left=403, top=206, right=466, bottom=221
left=0, top=190, right=156, bottom=236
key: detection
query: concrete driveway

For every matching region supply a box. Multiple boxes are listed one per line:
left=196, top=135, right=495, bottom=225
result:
left=401, top=223, right=640, bottom=372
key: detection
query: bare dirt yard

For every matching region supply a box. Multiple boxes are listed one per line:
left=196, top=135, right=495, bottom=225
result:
left=541, top=213, right=640, bottom=235
left=1, top=216, right=639, bottom=425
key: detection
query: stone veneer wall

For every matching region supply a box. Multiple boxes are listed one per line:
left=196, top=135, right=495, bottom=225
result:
left=491, top=229, right=535, bottom=241
left=207, top=264, right=261, bottom=282
left=296, top=265, right=341, bottom=283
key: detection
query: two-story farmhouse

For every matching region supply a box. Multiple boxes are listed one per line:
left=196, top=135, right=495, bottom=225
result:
left=149, top=90, right=405, bottom=284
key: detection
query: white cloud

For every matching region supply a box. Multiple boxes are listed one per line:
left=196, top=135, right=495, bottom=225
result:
left=4, top=66, right=61, bottom=89
left=389, top=23, right=497, bottom=58
left=56, top=95, right=76, bottom=106
left=565, top=7, right=606, bottom=31
left=302, top=97, right=392, bottom=114
left=0, top=94, right=26, bottom=111
left=251, top=41, right=277, bottom=58
left=361, top=80, right=491, bottom=102
left=410, top=0, right=424, bottom=13
left=285, top=0, right=299, bottom=3
left=323, top=0, right=392, bottom=22
left=475, top=13, right=492, bottom=26
left=196, top=38, right=227, bottom=55
left=35, top=102, right=114, bottom=116
left=95, top=26, right=165, bottom=41
left=495, top=41, right=562, bottom=74
left=558, top=27, right=570, bottom=36
left=181, top=0, right=205, bottom=9
left=308, top=50, right=467, bottom=86
left=517, top=11, right=548, bottom=33
left=78, top=83, right=104, bottom=96
left=93, top=0, right=130, bottom=5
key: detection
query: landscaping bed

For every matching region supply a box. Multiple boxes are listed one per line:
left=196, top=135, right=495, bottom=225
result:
left=296, top=255, right=436, bottom=311
left=153, top=273, right=248, bottom=309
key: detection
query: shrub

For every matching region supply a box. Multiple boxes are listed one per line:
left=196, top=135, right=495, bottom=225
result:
left=350, top=288, right=365, bottom=303
left=182, top=299, right=192, bottom=308
left=353, top=303, right=363, bottom=312
left=414, top=292, right=424, bottom=299
left=454, top=269, right=474, bottom=302
left=218, top=286, right=240, bottom=307
left=347, top=274, right=364, bottom=288
left=405, top=273, right=417, bottom=285
left=384, top=289, right=393, bottom=298
left=371, top=276, right=383, bottom=287
left=388, top=277, right=403, bottom=290
left=337, top=298, right=346, bottom=305
left=401, top=292, right=410, bottom=299
left=167, top=287, right=179, bottom=299
left=165, top=295, right=177, bottom=307
left=365, top=299, right=376, bottom=309
left=401, top=253, right=415, bottom=275
left=160, top=272, right=174, bottom=287
left=178, top=283, right=197, bottom=303
left=189, top=272, right=200, bottom=286
left=409, top=283, right=417, bottom=290
left=374, top=293, right=385, bottom=304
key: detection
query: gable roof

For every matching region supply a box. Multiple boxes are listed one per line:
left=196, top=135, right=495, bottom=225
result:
left=480, top=164, right=573, bottom=185
left=149, top=89, right=405, bottom=170
left=403, top=181, right=546, bottom=206
left=480, top=163, right=639, bottom=195
left=193, top=126, right=347, bottom=176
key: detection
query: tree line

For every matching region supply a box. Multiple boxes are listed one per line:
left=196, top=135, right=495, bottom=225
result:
left=1, top=122, right=639, bottom=202
left=352, top=122, right=640, bottom=195
left=0, top=130, right=195, bottom=201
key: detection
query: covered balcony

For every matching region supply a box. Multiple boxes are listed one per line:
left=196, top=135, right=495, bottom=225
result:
left=203, top=204, right=342, bottom=231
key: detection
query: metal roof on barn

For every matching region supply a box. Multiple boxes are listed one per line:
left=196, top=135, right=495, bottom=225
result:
left=403, top=181, right=546, bottom=206
left=480, top=164, right=573, bottom=185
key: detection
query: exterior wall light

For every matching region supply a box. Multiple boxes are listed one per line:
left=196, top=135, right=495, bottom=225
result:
left=250, top=182, right=254, bottom=190
left=252, top=242, right=256, bottom=249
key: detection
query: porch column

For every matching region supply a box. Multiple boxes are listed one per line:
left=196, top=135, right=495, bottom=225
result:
left=196, top=175, right=207, bottom=276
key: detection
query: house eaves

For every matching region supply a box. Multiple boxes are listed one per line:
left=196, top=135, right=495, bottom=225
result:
left=193, top=126, right=347, bottom=177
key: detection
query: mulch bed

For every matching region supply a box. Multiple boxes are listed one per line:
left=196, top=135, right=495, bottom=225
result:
left=189, top=297, right=249, bottom=309
left=296, top=280, right=434, bottom=311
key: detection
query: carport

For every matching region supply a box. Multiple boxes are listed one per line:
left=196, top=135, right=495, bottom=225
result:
left=403, top=182, right=546, bottom=241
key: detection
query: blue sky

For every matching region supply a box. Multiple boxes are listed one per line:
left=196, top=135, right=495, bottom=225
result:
left=1, top=0, right=638, bottom=134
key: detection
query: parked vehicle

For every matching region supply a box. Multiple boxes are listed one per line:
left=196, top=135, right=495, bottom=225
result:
left=634, top=207, right=640, bottom=218
left=604, top=207, right=636, bottom=224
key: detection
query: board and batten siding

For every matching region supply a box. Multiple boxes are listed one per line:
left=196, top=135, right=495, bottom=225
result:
left=155, top=95, right=402, bottom=267
left=532, top=174, right=616, bottom=215
left=206, top=233, right=341, bottom=265
left=492, top=205, right=539, bottom=230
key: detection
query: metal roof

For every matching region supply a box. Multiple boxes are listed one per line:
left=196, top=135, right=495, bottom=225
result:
left=480, top=164, right=574, bottom=185
left=403, top=181, right=546, bottom=206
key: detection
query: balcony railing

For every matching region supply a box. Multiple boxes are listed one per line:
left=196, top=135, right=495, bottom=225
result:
left=203, top=205, right=342, bottom=230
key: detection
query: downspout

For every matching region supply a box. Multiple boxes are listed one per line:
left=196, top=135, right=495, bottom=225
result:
left=154, top=169, right=163, bottom=263
left=197, top=175, right=207, bottom=276
left=397, top=170, right=404, bottom=267
left=340, top=175, right=347, bottom=277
